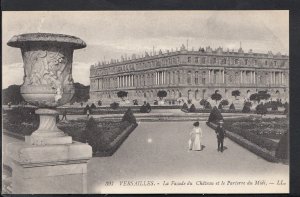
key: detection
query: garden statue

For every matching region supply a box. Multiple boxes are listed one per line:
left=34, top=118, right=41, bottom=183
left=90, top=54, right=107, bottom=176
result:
left=6, top=33, right=92, bottom=194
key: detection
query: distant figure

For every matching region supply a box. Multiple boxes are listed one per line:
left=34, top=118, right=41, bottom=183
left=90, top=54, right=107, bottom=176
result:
left=8, top=102, right=11, bottom=108
left=61, top=109, right=67, bottom=121
left=86, top=108, right=90, bottom=118
left=188, top=121, right=203, bottom=151
left=215, top=120, right=226, bottom=152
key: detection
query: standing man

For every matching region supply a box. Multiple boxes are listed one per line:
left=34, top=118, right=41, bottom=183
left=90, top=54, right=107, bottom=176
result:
left=61, top=109, right=67, bottom=121
left=215, top=120, right=226, bottom=152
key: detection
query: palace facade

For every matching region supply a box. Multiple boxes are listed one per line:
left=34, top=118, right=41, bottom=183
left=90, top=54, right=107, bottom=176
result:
left=89, top=45, right=289, bottom=104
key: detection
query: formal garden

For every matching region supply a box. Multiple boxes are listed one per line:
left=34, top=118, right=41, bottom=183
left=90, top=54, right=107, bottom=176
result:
left=206, top=106, right=289, bottom=163
left=3, top=107, right=138, bottom=157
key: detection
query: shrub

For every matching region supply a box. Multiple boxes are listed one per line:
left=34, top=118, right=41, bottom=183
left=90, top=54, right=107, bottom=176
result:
left=146, top=103, right=151, bottom=112
left=256, top=103, right=267, bottom=116
left=208, top=106, right=223, bottom=123
left=220, top=99, right=229, bottom=106
left=229, top=103, right=235, bottom=110
left=84, top=117, right=100, bottom=151
left=133, top=99, right=138, bottom=105
left=189, top=104, right=196, bottom=112
left=187, top=99, right=192, bottom=104
left=275, top=132, right=289, bottom=160
left=218, top=103, right=223, bottom=110
left=91, top=103, right=96, bottom=109
left=244, top=101, right=252, bottom=107
left=242, top=105, right=251, bottom=113
left=110, top=102, right=120, bottom=109
left=6, top=107, right=38, bottom=125
left=284, top=103, right=289, bottom=115
left=182, top=103, right=189, bottom=111
left=205, top=102, right=212, bottom=109
left=97, top=100, right=102, bottom=106
left=140, top=105, right=148, bottom=113
left=122, top=108, right=136, bottom=124
left=200, top=99, right=207, bottom=106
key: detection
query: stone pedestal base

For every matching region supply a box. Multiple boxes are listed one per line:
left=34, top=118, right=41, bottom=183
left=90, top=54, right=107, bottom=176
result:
left=6, top=141, right=92, bottom=194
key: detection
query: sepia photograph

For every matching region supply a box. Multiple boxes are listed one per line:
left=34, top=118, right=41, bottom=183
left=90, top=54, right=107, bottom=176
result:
left=2, top=10, right=289, bottom=194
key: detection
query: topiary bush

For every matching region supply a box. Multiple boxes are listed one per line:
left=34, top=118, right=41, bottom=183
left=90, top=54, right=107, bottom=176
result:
left=146, top=103, right=151, bottom=112
left=256, top=103, right=267, bottom=116
left=90, top=103, right=96, bottom=109
left=189, top=104, right=196, bottom=112
left=208, top=106, right=223, bottom=123
left=97, top=100, right=102, bottom=106
left=218, top=103, right=223, bottom=110
left=242, top=105, right=251, bottom=113
left=84, top=117, right=101, bottom=152
left=200, top=99, right=207, bottom=106
left=229, top=103, right=235, bottom=111
left=187, top=99, right=192, bottom=104
left=110, top=102, right=120, bottom=109
left=275, top=131, right=289, bottom=161
left=122, top=108, right=136, bottom=124
left=205, top=102, right=212, bottom=109
left=182, top=103, right=189, bottom=111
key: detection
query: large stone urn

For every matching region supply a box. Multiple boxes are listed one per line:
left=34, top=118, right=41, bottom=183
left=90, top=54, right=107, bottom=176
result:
left=6, top=33, right=92, bottom=194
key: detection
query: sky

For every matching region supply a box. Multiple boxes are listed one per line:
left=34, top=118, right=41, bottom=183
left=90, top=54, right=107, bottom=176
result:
left=2, top=11, right=289, bottom=88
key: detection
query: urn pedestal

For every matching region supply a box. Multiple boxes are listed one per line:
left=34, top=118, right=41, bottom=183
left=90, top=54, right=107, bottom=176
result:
left=6, top=33, right=92, bottom=194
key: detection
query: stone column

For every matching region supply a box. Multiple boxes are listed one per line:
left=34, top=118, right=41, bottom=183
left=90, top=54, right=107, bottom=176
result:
left=208, top=70, right=211, bottom=83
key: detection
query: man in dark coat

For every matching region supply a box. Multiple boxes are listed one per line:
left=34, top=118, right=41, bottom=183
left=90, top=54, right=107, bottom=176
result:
left=215, top=119, right=226, bottom=152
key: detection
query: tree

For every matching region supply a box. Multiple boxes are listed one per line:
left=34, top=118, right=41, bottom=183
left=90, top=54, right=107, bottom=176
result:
left=70, top=83, right=90, bottom=103
left=117, top=91, right=128, bottom=101
left=220, top=100, right=229, bottom=106
left=231, top=90, right=241, bottom=99
left=250, top=91, right=271, bottom=103
left=211, top=93, right=222, bottom=104
left=2, top=85, right=25, bottom=105
left=157, top=90, right=167, bottom=100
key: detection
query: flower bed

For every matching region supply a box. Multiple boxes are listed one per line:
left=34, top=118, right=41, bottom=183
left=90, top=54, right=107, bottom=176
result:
left=223, top=116, right=288, bottom=141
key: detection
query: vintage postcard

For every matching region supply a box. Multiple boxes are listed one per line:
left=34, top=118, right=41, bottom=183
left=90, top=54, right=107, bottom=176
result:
left=2, top=11, right=289, bottom=194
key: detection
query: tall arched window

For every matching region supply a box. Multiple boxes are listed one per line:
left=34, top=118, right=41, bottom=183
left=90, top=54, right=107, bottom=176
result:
left=195, top=71, right=199, bottom=84
left=187, top=71, right=192, bottom=84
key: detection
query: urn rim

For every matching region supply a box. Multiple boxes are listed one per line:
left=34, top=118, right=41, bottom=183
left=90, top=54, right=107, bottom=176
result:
left=7, top=33, right=86, bottom=49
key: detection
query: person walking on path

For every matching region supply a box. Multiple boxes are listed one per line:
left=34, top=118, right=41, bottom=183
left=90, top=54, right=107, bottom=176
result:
left=215, top=120, right=226, bottom=152
left=86, top=108, right=90, bottom=118
left=188, top=121, right=203, bottom=151
left=61, top=109, right=67, bottom=121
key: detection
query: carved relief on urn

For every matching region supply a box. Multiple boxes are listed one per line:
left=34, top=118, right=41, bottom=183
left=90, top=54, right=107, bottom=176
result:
left=8, top=33, right=86, bottom=107
left=7, top=33, right=86, bottom=145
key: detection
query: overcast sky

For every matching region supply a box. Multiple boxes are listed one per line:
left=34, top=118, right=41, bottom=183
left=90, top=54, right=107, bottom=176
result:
left=2, top=11, right=289, bottom=88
